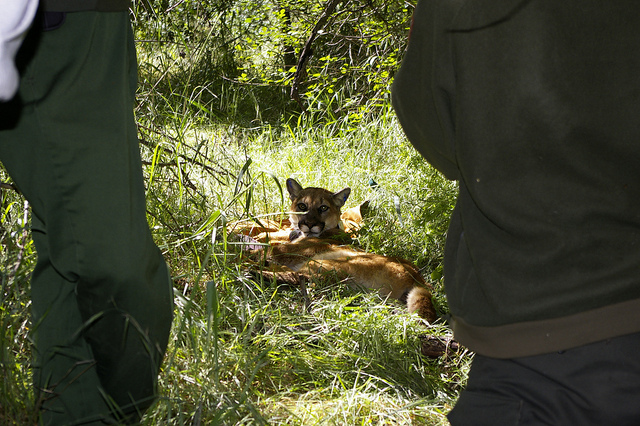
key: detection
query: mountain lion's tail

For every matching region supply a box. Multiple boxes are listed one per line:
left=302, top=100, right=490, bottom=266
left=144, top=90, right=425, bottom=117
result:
left=407, top=287, right=437, bottom=322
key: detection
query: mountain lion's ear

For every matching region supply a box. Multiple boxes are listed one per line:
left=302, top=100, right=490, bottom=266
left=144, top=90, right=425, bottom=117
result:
left=286, top=178, right=304, bottom=200
left=332, top=187, right=351, bottom=208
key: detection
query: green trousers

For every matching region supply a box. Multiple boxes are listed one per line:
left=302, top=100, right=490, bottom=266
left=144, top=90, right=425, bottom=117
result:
left=0, top=11, right=173, bottom=425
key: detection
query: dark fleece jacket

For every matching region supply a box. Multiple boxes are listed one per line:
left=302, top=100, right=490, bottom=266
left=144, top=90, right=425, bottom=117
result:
left=393, top=0, right=640, bottom=358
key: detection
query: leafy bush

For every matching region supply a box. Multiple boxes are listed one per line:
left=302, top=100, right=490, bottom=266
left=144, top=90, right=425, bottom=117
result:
left=132, top=0, right=414, bottom=124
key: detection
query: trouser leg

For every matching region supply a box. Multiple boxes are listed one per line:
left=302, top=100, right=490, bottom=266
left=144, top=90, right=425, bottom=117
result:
left=448, top=332, right=640, bottom=426
left=0, top=11, right=173, bottom=425
left=29, top=224, right=115, bottom=424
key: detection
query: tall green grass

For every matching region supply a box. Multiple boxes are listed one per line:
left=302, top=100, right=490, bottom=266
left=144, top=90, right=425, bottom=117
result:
left=0, top=181, right=38, bottom=424
left=131, top=107, right=466, bottom=424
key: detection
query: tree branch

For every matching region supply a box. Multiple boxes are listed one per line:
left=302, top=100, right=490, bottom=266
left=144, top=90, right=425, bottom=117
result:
left=290, top=0, right=344, bottom=110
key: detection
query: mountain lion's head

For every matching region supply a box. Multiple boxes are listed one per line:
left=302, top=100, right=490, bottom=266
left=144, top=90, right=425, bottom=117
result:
left=286, top=178, right=351, bottom=241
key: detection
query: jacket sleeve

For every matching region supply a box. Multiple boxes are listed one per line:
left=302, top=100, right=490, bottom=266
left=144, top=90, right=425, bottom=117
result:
left=392, top=0, right=463, bottom=181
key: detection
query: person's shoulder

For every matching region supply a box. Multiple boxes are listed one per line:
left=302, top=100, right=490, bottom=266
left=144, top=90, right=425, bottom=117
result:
left=41, top=0, right=131, bottom=12
left=446, top=0, right=532, bottom=31
left=413, top=0, right=467, bottom=28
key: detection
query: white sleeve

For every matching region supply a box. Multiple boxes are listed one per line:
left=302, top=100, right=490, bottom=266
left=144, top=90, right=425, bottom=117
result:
left=0, top=0, right=39, bottom=101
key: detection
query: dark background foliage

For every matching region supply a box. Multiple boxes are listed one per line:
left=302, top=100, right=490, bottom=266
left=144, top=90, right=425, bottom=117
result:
left=132, top=0, right=414, bottom=125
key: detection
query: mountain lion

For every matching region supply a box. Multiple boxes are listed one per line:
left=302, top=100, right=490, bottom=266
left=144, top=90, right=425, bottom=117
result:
left=261, top=178, right=437, bottom=322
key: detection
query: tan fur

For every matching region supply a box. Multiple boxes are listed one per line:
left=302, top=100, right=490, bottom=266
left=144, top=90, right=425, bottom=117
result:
left=262, top=179, right=438, bottom=323
left=268, top=238, right=436, bottom=322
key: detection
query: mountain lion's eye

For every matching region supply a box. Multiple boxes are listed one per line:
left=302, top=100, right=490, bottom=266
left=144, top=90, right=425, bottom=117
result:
left=297, top=203, right=308, bottom=211
left=318, top=205, right=329, bottom=213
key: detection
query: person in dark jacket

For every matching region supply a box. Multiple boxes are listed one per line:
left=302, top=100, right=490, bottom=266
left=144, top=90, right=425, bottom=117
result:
left=0, top=1, right=173, bottom=424
left=393, top=0, right=640, bottom=424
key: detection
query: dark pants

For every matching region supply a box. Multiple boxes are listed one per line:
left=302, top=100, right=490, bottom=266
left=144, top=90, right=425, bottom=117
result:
left=0, top=11, right=173, bottom=425
left=448, top=332, right=640, bottom=425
